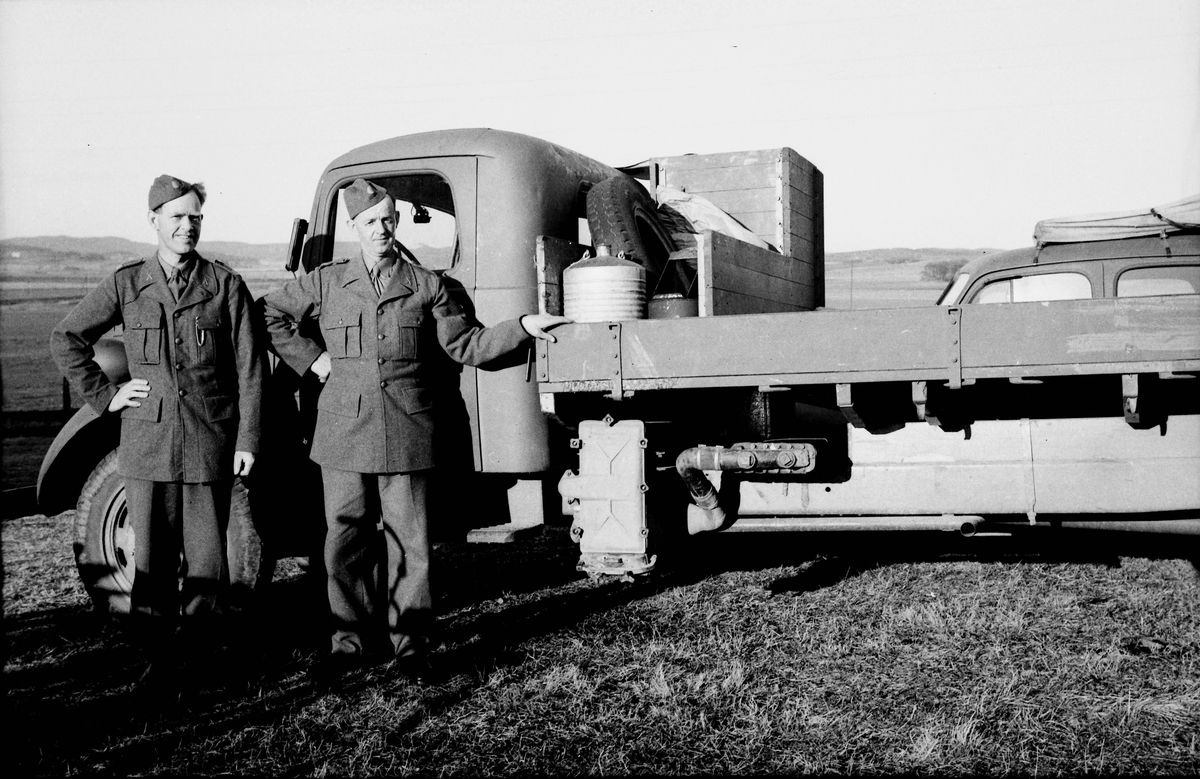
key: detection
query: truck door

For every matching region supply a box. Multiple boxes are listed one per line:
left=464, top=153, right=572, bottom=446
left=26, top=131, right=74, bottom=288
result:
left=307, top=158, right=484, bottom=471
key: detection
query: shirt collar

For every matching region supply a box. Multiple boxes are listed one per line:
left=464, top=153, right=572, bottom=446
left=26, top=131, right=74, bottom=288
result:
left=158, top=253, right=194, bottom=280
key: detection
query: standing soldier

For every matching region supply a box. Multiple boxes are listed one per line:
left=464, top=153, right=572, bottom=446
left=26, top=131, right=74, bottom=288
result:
left=262, top=178, right=568, bottom=683
left=50, top=175, right=265, bottom=691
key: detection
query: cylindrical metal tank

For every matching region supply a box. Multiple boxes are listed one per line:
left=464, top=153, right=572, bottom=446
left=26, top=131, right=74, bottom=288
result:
left=563, top=247, right=646, bottom=322
left=648, top=292, right=699, bottom=319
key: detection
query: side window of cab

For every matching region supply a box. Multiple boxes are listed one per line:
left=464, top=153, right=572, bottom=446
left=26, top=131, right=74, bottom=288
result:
left=330, top=173, right=459, bottom=271
left=1116, top=265, right=1200, bottom=297
left=969, top=271, right=1093, bottom=304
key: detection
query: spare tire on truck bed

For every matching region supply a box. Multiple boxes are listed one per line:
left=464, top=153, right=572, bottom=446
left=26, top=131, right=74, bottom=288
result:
left=586, top=174, right=678, bottom=287
left=74, top=450, right=271, bottom=614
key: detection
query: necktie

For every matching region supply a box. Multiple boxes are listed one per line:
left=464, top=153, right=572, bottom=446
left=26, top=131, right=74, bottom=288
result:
left=168, top=269, right=186, bottom=302
left=371, top=259, right=391, bottom=297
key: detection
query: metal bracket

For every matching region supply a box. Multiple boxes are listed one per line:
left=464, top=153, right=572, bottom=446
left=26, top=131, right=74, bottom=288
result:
left=1122, top=373, right=1140, bottom=426
left=911, top=380, right=927, bottom=421
left=607, top=322, right=623, bottom=401
left=946, top=307, right=963, bottom=389
left=836, top=383, right=865, bottom=428
left=535, top=338, right=549, bottom=384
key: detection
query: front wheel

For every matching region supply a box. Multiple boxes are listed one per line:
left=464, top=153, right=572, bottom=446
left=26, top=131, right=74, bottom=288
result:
left=73, top=451, right=272, bottom=614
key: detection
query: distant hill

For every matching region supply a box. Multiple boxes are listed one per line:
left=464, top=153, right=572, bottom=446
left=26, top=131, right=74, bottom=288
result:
left=0, top=236, right=449, bottom=274
left=1, top=236, right=1011, bottom=309
left=823, top=247, right=1004, bottom=309
left=0, top=236, right=293, bottom=271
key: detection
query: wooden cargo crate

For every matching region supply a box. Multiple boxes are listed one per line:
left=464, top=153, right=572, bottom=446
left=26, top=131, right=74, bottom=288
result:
left=647, top=148, right=824, bottom=309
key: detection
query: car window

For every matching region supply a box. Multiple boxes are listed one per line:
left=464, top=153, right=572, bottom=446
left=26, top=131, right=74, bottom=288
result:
left=970, top=272, right=1092, bottom=304
left=1116, top=265, right=1200, bottom=297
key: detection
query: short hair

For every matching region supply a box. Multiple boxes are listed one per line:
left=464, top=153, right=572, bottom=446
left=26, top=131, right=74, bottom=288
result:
left=153, top=182, right=207, bottom=212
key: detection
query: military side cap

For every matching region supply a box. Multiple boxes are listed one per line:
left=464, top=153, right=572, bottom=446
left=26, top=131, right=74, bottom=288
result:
left=148, top=174, right=196, bottom=210
left=344, top=178, right=389, bottom=219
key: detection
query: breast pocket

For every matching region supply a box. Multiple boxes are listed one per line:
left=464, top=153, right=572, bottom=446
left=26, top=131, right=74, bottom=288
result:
left=194, top=313, right=223, bottom=366
left=322, top=308, right=362, bottom=359
left=396, top=315, right=423, bottom=362
left=123, top=302, right=164, bottom=365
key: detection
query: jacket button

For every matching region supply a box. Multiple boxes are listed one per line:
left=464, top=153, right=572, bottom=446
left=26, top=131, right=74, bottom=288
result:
left=175, top=337, right=183, bottom=344
left=134, top=322, right=141, bottom=327
left=174, top=312, right=181, bottom=318
left=178, top=389, right=187, bottom=397
left=377, top=308, right=384, bottom=315
left=176, top=363, right=183, bottom=370
left=380, top=381, right=387, bottom=388
left=378, top=334, right=385, bottom=340
left=378, top=357, right=385, bottom=364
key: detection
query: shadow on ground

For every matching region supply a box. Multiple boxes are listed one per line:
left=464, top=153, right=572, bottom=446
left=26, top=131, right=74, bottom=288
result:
left=4, top=522, right=1198, bottom=773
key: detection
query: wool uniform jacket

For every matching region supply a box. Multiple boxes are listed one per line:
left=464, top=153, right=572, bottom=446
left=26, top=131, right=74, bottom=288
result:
left=262, top=255, right=529, bottom=474
left=50, top=254, right=265, bottom=483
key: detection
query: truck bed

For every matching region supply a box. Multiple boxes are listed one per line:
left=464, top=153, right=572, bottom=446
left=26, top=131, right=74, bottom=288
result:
left=537, top=296, right=1200, bottom=398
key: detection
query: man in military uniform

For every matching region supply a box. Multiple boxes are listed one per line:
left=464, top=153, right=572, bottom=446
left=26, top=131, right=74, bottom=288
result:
left=262, top=178, right=568, bottom=682
left=51, top=175, right=265, bottom=687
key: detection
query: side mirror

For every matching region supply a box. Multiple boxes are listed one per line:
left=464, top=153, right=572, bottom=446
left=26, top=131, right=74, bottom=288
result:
left=285, top=218, right=309, bottom=272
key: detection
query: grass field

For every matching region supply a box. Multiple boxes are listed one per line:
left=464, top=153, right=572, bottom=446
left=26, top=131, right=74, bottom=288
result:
left=4, top=513, right=1198, bottom=776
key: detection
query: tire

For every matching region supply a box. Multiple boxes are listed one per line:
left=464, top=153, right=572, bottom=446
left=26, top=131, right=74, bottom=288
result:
left=586, top=175, right=678, bottom=286
left=73, top=451, right=271, bottom=615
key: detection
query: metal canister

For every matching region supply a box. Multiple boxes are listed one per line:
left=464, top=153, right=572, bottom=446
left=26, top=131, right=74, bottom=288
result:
left=648, top=292, right=699, bottom=319
left=563, top=249, right=646, bottom=322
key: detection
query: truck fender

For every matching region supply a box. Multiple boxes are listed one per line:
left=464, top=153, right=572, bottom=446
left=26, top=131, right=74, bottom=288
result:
left=36, top=337, right=128, bottom=515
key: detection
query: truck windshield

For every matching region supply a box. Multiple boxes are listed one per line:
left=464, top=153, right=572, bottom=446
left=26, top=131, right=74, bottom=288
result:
left=937, top=273, right=970, bottom=305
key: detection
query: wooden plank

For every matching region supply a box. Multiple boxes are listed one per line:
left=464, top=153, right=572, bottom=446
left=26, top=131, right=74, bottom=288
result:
left=711, top=287, right=806, bottom=316
left=658, top=149, right=784, bottom=171
left=710, top=232, right=813, bottom=284
left=785, top=185, right=821, bottom=221
left=735, top=211, right=781, bottom=239
left=780, top=147, right=817, bottom=175
left=960, top=296, right=1200, bottom=369
left=687, top=188, right=779, bottom=214
left=789, top=220, right=819, bottom=247
left=466, top=520, right=543, bottom=544
left=536, top=235, right=587, bottom=316
left=696, top=231, right=714, bottom=317
left=663, top=163, right=778, bottom=194
left=698, top=231, right=817, bottom=314
left=711, top=264, right=813, bottom=307
left=541, top=298, right=1200, bottom=391
left=710, top=273, right=816, bottom=312
left=784, top=159, right=820, bottom=198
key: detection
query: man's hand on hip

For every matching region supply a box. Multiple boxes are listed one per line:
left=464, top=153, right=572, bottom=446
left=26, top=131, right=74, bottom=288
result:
left=520, top=314, right=573, bottom=343
left=107, top=378, right=150, bottom=413
left=233, top=451, right=255, bottom=477
left=310, top=351, right=331, bottom=383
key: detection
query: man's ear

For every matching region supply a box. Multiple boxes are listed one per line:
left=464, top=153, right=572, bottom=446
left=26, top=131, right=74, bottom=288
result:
left=147, top=210, right=158, bottom=229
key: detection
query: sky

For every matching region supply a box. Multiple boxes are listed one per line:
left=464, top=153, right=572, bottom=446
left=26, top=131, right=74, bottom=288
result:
left=1, top=0, right=1197, bottom=253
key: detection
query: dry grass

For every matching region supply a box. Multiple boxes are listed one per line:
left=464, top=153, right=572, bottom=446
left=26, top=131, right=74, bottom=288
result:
left=4, top=513, right=1199, bottom=776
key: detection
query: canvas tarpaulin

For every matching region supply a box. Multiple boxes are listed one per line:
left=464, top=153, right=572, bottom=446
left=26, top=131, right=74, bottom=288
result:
left=1034, top=194, right=1200, bottom=244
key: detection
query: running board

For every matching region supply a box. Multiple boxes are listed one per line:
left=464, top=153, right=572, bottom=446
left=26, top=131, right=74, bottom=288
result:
left=467, top=520, right=543, bottom=543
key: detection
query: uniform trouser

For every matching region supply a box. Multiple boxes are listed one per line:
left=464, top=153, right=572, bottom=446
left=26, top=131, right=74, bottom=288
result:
left=124, top=478, right=230, bottom=646
left=321, top=467, right=432, bottom=658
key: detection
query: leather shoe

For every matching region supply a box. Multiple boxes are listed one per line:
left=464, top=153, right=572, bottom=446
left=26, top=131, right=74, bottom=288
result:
left=308, top=652, right=367, bottom=687
left=393, top=655, right=438, bottom=686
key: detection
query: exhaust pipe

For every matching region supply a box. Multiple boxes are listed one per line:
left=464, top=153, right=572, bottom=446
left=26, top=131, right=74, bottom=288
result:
left=675, top=443, right=816, bottom=535
left=676, top=448, right=726, bottom=535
